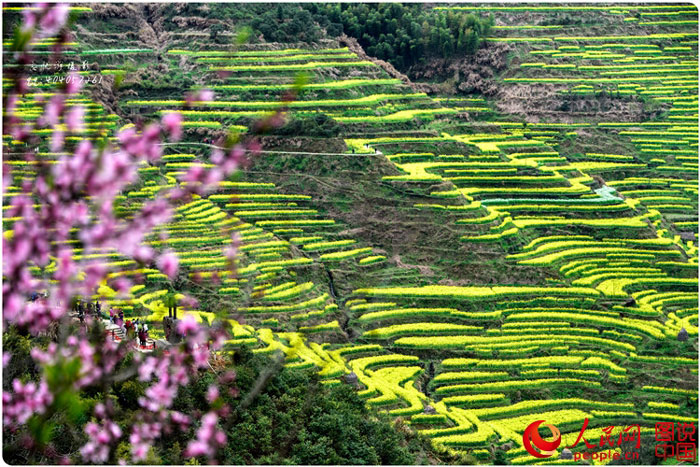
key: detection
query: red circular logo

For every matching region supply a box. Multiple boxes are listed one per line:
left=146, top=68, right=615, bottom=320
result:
left=523, top=420, right=562, bottom=458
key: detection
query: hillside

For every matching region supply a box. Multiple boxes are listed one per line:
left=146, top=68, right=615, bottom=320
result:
left=2, top=3, right=698, bottom=465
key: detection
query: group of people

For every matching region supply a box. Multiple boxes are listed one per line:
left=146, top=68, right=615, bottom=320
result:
left=125, top=319, right=150, bottom=348
left=74, top=300, right=102, bottom=324
left=69, top=298, right=152, bottom=349
left=107, top=308, right=151, bottom=347
left=108, top=308, right=124, bottom=327
left=106, top=311, right=151, bottom=348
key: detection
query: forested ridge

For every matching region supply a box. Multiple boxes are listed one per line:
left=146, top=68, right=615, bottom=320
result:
left=188, top=3, right=493, bottom=69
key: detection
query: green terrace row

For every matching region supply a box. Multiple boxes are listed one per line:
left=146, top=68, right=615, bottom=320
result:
left=126, top=93, right=432, bottom=108
left=166, top=47, right=352, bottom=57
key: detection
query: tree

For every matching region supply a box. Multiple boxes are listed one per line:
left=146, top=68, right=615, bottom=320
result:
left=209, top=23, right=225, bottom=44
left=465, top=29, right=479, bottom=55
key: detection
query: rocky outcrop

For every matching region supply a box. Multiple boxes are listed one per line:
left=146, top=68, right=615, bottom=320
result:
left=408, top=42, right=514, bottom=96
left=338, top=34, right=432, bottom=93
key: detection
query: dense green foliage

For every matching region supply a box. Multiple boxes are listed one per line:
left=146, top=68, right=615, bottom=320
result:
left=273, top=114, right=342, bottom=138
left=306, top=4, right=493, bottom=68
left=217, top=350, right=434, bottom=465
left=193, top=4, right=492, bottom=70
left=191, top=4, right=325, bottom=44
left=2, top=330, right=446, bottom=465
left=250, top=5, right=324, bottom=44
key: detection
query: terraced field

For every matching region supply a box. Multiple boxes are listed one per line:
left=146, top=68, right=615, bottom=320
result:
left=3, top=3, right=697, bottom=465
